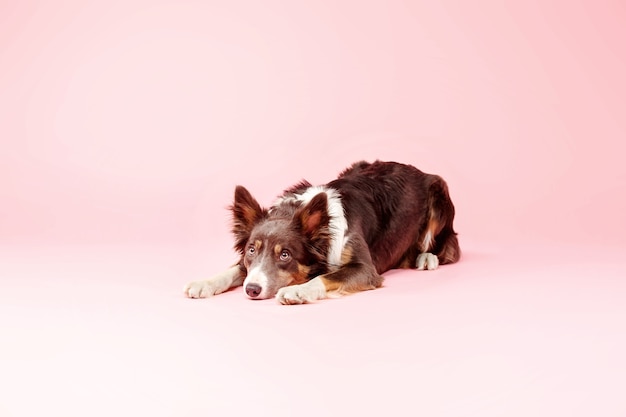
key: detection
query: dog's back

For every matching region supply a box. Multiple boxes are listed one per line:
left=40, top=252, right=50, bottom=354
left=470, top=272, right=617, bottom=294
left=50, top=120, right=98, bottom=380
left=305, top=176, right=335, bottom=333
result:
left=328, top=160, right=460, bottom=273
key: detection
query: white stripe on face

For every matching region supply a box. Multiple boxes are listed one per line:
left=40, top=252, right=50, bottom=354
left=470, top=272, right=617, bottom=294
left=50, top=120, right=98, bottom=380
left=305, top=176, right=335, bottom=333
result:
left=243, top=265, right=270, bottom=299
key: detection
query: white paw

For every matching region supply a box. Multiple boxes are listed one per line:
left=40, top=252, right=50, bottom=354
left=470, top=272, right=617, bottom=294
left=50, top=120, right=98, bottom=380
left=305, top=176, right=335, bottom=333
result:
left=276, top=278, right=326, bottom=305
left=416, top=253, right=439, bottom=270
left=183, top=280, right=217, bottom=298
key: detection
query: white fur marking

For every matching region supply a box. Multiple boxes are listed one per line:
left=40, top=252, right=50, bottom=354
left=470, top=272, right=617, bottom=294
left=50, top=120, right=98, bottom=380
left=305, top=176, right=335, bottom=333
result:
left=242, top=265, right=270, bottom=298
left=276, top=277, right=327, bottom=305
left=416, top=253, right=439, bottom=270
left=275, top=186, right=348, bottom=269
left=422, top=230, right=433, bottom=252
left=184, top=265, right=242, bottom=298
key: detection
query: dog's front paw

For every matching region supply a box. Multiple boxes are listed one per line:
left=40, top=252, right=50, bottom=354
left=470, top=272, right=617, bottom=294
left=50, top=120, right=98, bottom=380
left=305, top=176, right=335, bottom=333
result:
left=276, top=286, right=314, bottom=305
left=183, top=280, right=217, bottom=299
left=276, top=279, right=326, bottom=305
left=416, top=253, right=439, bottom=270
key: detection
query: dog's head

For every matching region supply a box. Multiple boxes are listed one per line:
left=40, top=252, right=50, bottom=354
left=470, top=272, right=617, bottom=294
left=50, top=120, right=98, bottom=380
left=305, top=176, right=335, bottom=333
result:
left=231, top=186, right=331, bottom=299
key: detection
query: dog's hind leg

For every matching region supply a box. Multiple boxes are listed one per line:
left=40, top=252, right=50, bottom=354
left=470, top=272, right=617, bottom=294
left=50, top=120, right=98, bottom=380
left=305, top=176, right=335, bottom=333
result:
left=415, top=175, right=461, bottom=269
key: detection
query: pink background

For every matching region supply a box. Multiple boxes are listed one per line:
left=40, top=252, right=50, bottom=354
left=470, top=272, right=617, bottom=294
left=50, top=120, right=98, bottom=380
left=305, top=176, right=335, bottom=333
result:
left=1, top=1, right=625, bottom=416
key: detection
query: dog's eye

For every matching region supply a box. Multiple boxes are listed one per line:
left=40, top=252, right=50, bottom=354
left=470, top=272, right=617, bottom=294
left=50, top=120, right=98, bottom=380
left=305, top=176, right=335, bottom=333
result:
left=247, top=246, right=256, bottom=256
left=279, top=250, right=291, bottom=261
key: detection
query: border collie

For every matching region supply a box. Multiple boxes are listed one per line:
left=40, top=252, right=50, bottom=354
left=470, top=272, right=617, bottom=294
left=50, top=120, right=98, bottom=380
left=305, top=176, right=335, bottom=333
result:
left=184, top=160, right=460, bottom=304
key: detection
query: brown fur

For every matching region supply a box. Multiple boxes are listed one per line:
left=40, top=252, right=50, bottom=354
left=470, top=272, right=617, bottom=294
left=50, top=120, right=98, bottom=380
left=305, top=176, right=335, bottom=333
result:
left=185, top=161, right=460, bottom=303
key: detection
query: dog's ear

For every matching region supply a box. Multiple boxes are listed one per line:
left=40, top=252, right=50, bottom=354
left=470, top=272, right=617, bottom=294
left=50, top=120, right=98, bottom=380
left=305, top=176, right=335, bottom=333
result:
left=231, top=186, right=266, bottom=253
left=295, top=192, right=330, bottom=240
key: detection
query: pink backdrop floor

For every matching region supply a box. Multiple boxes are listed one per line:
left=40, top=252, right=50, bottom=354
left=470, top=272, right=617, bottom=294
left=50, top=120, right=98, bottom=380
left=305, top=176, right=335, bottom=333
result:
left=2, top=239, right=625, bottom=416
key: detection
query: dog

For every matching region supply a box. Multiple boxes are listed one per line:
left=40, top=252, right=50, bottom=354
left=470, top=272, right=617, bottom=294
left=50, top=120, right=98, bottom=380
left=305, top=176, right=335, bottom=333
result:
left=184, top=160, right=460, bottom=304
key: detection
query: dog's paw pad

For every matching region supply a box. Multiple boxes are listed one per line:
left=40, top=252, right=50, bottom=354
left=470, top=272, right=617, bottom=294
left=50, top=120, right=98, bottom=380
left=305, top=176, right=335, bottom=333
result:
left=183, top=281, right=215, bottom=298
left=416, top=253, right=439, bottom=270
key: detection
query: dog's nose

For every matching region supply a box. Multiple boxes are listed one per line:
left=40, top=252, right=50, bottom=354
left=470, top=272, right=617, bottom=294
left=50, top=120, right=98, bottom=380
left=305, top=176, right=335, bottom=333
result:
left=245, top=283, right=262, bottom=298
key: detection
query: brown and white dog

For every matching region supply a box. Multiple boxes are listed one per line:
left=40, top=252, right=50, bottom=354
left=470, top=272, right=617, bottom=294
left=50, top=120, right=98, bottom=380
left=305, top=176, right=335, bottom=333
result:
left=184, top=160, right=460, bottom=304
